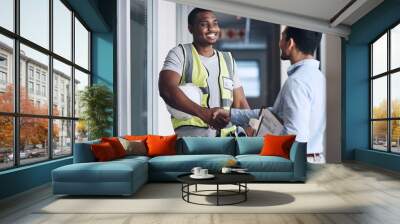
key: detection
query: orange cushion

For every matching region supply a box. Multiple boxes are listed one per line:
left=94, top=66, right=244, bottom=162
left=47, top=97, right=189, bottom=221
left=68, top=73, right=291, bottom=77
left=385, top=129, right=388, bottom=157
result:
left=101, top=137, right=127, bottom=158
left=259, top=134, right=296, bottom=159
left=91, top=142, right=118, bottom=161
left=146, top=135, right=177, bottom=157
left=124, top=135, right=148, bottom=141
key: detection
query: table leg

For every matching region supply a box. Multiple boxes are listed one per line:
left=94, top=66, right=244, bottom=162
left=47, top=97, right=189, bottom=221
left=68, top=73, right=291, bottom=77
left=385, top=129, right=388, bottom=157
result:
left=245, top=183, right=247, bottom=201
left=195, top=184, right=197, bottom=192
left=217, top=184, right=219, bottom=206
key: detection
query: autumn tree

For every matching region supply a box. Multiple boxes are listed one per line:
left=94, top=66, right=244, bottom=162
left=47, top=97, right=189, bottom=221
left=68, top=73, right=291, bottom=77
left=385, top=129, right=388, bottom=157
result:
left=0, top=84, right=60, bottom=152
left=372, top=99, right=400, bottom=144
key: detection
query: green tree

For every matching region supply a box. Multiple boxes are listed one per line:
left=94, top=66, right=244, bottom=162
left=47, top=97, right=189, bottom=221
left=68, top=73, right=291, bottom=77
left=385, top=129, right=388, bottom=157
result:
left=79, top=84, right=113, bottom=140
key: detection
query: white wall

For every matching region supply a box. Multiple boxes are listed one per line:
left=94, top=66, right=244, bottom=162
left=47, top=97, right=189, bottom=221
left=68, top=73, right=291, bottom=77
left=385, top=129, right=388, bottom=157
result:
left=321, top=34, right=342, bottom=163
left=117, top=0, right=131, bottom=136
left=156, top=0, right=176, bottom=135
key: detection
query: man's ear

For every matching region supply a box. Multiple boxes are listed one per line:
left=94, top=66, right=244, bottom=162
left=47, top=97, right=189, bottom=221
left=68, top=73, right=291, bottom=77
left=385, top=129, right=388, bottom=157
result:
left=288, top=38, right=295, bottom=52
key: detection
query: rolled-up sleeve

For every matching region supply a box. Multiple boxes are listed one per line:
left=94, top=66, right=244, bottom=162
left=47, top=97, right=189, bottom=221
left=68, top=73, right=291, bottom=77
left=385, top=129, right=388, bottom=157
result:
left=280, top=79, right=311, bottom=142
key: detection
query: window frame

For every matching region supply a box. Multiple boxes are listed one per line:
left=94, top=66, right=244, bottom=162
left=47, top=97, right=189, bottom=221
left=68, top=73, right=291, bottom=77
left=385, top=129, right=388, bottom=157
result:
left=369, top=20, right=400, bottom=154
left=0, top=0, right=92, bottom=171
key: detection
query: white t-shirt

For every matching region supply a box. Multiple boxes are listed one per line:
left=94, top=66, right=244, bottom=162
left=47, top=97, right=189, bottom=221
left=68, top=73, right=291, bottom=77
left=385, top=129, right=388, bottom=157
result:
left=161, top=45, right=242, bottom=137
left=161, top=46, right=242, bottom=108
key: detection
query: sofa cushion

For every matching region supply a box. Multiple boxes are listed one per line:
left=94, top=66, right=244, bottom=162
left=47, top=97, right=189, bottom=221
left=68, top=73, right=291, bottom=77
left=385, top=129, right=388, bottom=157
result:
left=236, top=155, right=293, bottom=172
left=118, top=138, right=147, bottom=156
left=101, top=137, right=127, bottom=158
left=91, top=142, right=118, bottom=161
left=53, top=158, right=148, bottom=183
left=236, top=137, right=263, bottom=155
left=260, top=134, right=296, bottom=159
left=147, top=135, right=177, bottom=157
left=148, top=154, right=235, bottom=172
left=179, top=137, right=236, bottom=155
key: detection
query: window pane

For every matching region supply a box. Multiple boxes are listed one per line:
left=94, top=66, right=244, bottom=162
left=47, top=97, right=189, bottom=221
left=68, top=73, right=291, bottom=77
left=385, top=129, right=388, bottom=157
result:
left=391, top=120, right=400, bottom=153
left=20, top=117, right=49, bottom=165
left=53, top=0, right=72, bottom=60
left=74, top=18, right=89, bottom=70
left=20, top=0, right=49, bottom=49
left=0, top=34, right=14, bottom=112
left=74, top=69, right=89, bottom=118
left=236, top=60, right=260, bottom=97
left=372, top=33, right=387, bottom=76
left=53, top=59, right=72, bottom=117
left=0, top=0, right=14, bottom=31
left=20, top=44, right=49, bottom=115
left=0, top=116, right=13, bottom=170
left=372, top=77, right=387, bottom=119
left=75, top=120, right=88, bottom=143
left=391, top=72, right=400, bottom=118
left=391, top=24, right=400, bottom=70
left=131, top=0, right=148, bottom=135
left=53, top=119, right=72, bottom=158
left=372, top=121, right=388, bottom=151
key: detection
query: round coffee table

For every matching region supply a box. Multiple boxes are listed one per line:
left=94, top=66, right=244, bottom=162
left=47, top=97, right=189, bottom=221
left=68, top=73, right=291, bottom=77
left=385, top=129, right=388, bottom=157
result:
left=177, top=172, right=255, bottom=206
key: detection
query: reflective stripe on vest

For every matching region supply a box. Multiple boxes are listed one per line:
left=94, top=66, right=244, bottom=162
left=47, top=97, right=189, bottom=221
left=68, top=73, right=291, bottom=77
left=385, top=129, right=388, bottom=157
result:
left=172, top=43, right=236, bottom=136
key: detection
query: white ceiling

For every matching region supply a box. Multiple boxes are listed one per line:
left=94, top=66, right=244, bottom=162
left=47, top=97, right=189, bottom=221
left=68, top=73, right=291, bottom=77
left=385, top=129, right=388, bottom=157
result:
left=223, top=0, right=352, bottom=22
left=168, top=0, right=384, bottom=37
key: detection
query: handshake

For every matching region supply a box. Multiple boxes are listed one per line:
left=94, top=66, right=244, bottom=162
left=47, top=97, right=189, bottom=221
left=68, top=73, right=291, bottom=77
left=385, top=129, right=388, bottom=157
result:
left=201, top=107, right=231, bottom=130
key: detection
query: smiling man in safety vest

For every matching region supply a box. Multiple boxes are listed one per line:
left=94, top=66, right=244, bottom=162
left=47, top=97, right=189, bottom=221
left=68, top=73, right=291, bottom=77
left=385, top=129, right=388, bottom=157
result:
left=159, top=8, right=250, bottom=137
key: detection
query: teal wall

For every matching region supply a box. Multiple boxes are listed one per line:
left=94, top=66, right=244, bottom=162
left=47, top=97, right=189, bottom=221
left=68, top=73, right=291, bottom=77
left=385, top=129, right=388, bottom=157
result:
left=343, top=0, right=400, bottom=171
left=0, top=158, right=72, bottom=199
left=0, top=0, right=117, bottom=200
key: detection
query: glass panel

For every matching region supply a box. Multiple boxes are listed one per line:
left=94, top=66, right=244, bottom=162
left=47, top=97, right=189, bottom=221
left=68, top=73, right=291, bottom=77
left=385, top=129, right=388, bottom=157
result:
left=391, top=24, right=400, bottom=70
left=131, top=0, right=147, bottom=135
left=391, top=120, right=400, bottom=153
left=372, top=33, right=387, bottom=76
left=236, top=60, right=260, bottom=97
left=391, top=72, right=400, bottom=118
left=74, top=18, right=89, bottom=70
left=372, top=121, right=388, bottom=151
left=53, top=59, right=72, bottom=117
left=20, top=44, right=49, bottom=115
left=20, top=0, right=49, bottom=49
left=0, top=34, right=14, bottom=112
left=0, top=116, right=13, bottom=170
left=53, top=119, right=72, bottom=157
left=74, top=69, right=89, bottom=118
left=53, top=0, right=72, bottom=60
left=75, top=120, right=88, bottom=143
left=20, top=117, right=49, bottom=165
left=372, top=77, right=387, bottom=119
left=0, top=0, right=14, bottom=31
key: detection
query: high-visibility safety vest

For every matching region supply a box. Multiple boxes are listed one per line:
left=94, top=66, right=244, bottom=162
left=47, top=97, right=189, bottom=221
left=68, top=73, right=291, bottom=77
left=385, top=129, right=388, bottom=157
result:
left=171, top=43, right=237, bottom=137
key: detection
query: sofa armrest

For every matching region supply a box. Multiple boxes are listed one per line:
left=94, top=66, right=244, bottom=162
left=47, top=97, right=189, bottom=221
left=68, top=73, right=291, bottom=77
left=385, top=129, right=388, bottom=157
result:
left=73, top=140, right=100, bottom=163
left=289, top=142, right=307, bottom=181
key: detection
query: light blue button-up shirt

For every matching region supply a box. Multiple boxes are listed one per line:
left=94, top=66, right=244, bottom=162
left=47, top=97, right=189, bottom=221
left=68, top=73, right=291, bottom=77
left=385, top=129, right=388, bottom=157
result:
left=230, top=58, right=326, bottom=154
left=270, top=59, right=326, bottom=154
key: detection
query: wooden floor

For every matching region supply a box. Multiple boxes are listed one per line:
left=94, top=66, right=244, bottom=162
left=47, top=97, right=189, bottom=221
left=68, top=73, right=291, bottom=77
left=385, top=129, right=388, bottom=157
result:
left=1, top=162, right=400, bottom=224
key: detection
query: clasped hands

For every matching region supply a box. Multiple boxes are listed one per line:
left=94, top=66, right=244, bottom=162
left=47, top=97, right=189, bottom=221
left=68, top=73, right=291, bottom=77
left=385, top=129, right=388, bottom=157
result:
left=202, top=107, right=230, bottom=130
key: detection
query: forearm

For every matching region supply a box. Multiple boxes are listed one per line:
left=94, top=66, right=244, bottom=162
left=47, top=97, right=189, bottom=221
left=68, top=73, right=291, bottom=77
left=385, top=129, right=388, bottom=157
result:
left=232, top=87, right=250, bottom=109
left=159, top=86, right=206, bottom=119
left=230, top=108, right=260, bottom=126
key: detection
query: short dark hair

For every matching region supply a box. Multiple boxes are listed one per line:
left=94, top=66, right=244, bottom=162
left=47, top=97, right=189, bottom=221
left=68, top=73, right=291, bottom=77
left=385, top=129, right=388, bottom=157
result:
left=284, top=27, right=322, bottom=55
left=188, top=8, right=212, bottom=26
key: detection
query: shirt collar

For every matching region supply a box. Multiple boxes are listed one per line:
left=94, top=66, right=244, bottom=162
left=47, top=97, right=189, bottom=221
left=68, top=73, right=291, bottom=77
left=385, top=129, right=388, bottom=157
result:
left=287, top=59, right=320, bottom=76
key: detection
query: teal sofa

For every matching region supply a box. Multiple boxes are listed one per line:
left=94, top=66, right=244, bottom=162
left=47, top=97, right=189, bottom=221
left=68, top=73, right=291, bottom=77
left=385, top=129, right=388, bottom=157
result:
left=52, top=137, right=306, bottom=196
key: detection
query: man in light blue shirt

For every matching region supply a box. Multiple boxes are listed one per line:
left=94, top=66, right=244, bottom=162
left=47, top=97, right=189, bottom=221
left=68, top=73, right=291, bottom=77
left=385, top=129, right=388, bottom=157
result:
left=221, top=27, right=325, bottom=158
